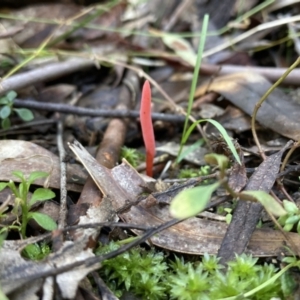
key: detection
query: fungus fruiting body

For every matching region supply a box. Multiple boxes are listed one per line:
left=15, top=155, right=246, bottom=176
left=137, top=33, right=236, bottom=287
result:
left=139, top=80, right=155, bottom=177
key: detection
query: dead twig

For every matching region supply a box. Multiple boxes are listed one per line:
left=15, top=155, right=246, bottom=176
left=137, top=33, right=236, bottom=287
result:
left=13, top=98, right=186, bottom=123
left=57, top=120, right=68, bottom=230
left=0, top=58, right=95, bottom=96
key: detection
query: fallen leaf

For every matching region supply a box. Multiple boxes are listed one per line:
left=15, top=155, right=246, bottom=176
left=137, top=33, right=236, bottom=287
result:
left=0, top=140, right=86, bottom=192
left=218, top=141, right=293, bottom=264
left=69, top=140, right=300, bottom=257
left=0, top=239, right=99, bottom=297
left=156, top=142, right=208, bottom=166
left=196, top=72, right=300, bottom=140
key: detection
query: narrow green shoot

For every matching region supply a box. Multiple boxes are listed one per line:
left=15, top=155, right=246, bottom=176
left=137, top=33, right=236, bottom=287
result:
left=183, top=119, right=241, bottom=165
left=177, top=14, right=209, bottom=162
left=177, top=139, right=204, bottom=163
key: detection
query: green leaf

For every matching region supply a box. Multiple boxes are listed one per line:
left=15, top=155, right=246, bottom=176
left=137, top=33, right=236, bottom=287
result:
left=12, top=170, right=25, bottom=181
left=177, top=14, right=209, bottom=162
left=0, top=233, right=7, bottom=248
left=28, top=171, right=49, bottom=186
left=204, top=153, right=229, bottom=170
left=177, top=139, right=204, bottom=163
left=22, top=243, right=41, bottom=260
left=297, top=222, right=300, bottom=235
left=0, top=183, right=8, bottom=192
left=1, top=118, right=10, bottom=129
left=282, top=256, right=297, bottom=264
left=225, top=213, right=232, bottom=224
left=0, top=286, right=9, bottom=300
left=281, top=271, right=297, bottom=297
left=6, top=91, right=17, bottom=102
left=18, top=182, right=27, bottom=199
left=29, top=188, right=55, bottom=207
left=14, top=108, right=34, bottom=121
left=285, top=215, right=300, bottom=225
left=283, top=223, right=294, bottom=232
left=7, top=181, right=19, bottom=198
left=0, top=97, right=8, bottom=105
left=282, top=200, right=299, bottom=214
left=182, top=119, right=241, bottom=165
left=277, top=214, right=288, bottom=226
left=0, top=106, right=11, bottom=119
left=170, top=182, right=220, bottom=219
left=241, top=191, right=287, bottom=217
left=22, top=242, right=50, bottom=260
left=28, top=212, right=57, bottom=231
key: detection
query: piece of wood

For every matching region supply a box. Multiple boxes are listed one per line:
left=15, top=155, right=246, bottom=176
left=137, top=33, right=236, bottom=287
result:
left=217, top=141, right=293, bottom=264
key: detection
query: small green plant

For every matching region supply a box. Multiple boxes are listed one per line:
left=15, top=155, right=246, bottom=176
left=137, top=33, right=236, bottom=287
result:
left=0, top=171, right=57, bottom=238
left=217, top=202, right=238, bottom=225
left=0, top=91, right=34, bottom=129
left=22, top=242, right=51, bottom=260
left=179, top=165, right=210, bottom=179
left=278, top=200, right=300, bottom=233
left=96, top=242, right=168, bottom=298
left=96, top=242, right=297, bottom=299
left=224, top=208, right=233, bottom=224
left=170, top=153, right=286, bottom=220
left=120, top=146, right=144, bottom=168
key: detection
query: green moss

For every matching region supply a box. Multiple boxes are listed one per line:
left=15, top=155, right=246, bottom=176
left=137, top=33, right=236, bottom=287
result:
left=96, top=242, right=295, bottom=299
left=120, top=146, right=144, bottom=168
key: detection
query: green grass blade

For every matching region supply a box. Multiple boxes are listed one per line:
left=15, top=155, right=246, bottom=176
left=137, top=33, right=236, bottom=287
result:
left=177, top=14, right=209, bottom=162
left=177, top=139, right=204, bottom=163
left=182, top=119, right=241, bottom=165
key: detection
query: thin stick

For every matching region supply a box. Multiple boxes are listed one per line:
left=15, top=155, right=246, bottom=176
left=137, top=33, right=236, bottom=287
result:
left=0, top=58, right=95, bottom=96
left=57, top=120, right=68, bottom=230
left=178, top=14, right=209, bottom=160
left=13, top=98, right=186, bottom=123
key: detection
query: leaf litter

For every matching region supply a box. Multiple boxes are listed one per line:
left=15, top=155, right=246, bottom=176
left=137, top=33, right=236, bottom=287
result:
left=1, top=0, right=300, bottom=299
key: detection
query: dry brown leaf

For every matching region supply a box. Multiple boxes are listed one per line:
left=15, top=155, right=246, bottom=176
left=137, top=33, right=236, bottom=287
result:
left=1, top=4, right=80, bottom=48
left=38, top=84, right=76, bottom=103
left=69, top=140, right=300, bottom=257
left=211, top=105, right=252, bottom=133
left=0, top=238, right=99, bottom=297
left=196, top=72, right=300, bottom=140
left=156, top=142, right=208, bottom=166
left=0, top=140, right=85, bottom=192
left=218, top=141, right=294, bottom=264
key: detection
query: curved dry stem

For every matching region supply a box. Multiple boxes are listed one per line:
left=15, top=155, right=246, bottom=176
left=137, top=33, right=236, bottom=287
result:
left=251, top=56, right=300, bottom=159
left=280, top=140, right=300, bottom=173
left=277, top=140, right=300, bottom=203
